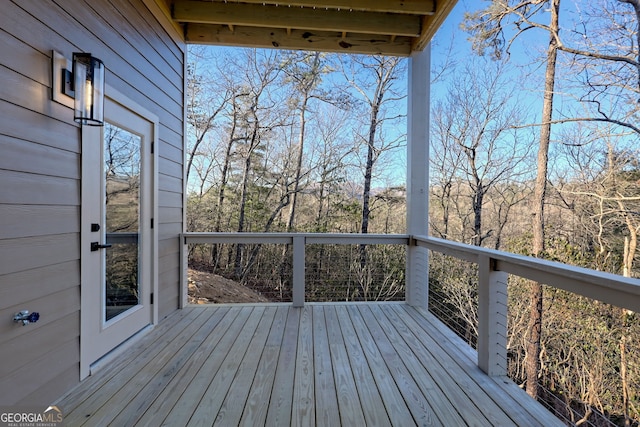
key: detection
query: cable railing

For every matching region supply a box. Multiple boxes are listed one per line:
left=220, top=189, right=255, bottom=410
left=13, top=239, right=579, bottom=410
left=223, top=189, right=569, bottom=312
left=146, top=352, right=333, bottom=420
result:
left=181, top=233, right=409, bottom=306
left=413, top=236, right=640, bottom=427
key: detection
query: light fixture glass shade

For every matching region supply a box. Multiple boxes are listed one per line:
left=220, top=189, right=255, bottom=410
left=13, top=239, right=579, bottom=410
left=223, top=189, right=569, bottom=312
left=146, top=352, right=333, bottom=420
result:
left=73, top=53, right=104, bottom=126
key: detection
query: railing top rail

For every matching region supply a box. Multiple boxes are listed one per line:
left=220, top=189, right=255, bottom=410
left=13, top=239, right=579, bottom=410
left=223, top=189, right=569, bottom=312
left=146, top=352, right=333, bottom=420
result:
left=414, top=235, right=640, bottom=312
left=182, top=232, right=409, bottom=245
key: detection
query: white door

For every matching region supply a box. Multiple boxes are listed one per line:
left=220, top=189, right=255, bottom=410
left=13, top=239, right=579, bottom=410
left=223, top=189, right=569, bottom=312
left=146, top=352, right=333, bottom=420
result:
left=80, top=90, right=158, bottom=379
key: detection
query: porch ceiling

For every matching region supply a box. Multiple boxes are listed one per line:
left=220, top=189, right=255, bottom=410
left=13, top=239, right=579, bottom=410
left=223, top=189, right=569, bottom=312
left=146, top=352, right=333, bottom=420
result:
left=160, top=0, right=458, bottom=56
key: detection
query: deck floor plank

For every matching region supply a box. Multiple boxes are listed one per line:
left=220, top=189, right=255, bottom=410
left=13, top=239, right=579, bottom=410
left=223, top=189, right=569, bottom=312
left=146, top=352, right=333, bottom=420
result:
left=344, top=305, right=415, bottom=426
left=323, top=306, right=367, bottom=426
left=368, top=304, right=471, bottom=426
left=62, top=307, right=212, bottom=426
left=265, top=305, right=300, bottom=426
left=311, top=306, right=342, bottom=426
left=110, top=307, right=230, bottom=427
left=292, top=306, right=315, bottom=427
left=239, top=305, right=288, bottom=426
left=187, top=306, right=267, bottom=426
left=134, top=307, right=234, bottom=425
left=401, top=305, right=564, bottom=427
left=354, top=305, right=439, bottom=426
left=57, top=303, right=562, bottom=427
left=161, top=306, right=251, bottom=426
left=57, top=307, right=202, bottom=416
left=334, top=305, right=391, bottom=426
left=381, top=304, right=508, bottom=426
left=213, top=306, right=278, bottom=426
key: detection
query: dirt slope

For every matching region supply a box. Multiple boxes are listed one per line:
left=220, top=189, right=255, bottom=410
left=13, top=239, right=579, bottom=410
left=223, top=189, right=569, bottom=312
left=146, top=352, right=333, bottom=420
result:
left=188, top=268, right=270, bottom=304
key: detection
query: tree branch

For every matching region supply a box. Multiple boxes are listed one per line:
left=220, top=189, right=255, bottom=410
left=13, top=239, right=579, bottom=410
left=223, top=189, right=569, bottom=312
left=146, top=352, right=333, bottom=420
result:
left=511, top=117, right=640, bottom=135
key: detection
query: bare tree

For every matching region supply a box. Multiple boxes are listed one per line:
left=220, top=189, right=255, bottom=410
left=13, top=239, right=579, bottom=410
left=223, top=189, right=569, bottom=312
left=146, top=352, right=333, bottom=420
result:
left=231, top=50, right=283, bottom=279
left=463, top=0, right=561, bottom=399
left=307, top=105, right=356, bottom=232
left=185, top=46, right=232, bottom=189
left=341, top=56, right=406, bottom=292
left=280, top=51, right=331, bottom=231
left=431, top=58, right=534, bottom=248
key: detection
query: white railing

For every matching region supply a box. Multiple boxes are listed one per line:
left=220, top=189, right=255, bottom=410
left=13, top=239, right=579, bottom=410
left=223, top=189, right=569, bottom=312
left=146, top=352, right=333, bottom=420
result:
left=180, top=232, right=640, bottom=377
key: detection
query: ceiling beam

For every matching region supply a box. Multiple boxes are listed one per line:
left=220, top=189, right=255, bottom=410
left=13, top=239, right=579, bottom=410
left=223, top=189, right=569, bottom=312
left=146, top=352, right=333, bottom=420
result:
left=185, top=24, right=413, bottom=56
left=412, top=0, right=460, bottom=51
left=173, top=0, right=421, bottom=37
left=209, top=0, right=437, bottom=15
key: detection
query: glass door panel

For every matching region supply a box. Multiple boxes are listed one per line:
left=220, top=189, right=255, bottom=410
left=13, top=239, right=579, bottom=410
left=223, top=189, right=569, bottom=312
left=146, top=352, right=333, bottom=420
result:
left=104, top=123, right=141, bottom=321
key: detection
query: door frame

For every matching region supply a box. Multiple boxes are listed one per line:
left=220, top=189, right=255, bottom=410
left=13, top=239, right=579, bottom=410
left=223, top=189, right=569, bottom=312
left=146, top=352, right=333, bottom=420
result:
left=80, top=86, right=159, bottom=380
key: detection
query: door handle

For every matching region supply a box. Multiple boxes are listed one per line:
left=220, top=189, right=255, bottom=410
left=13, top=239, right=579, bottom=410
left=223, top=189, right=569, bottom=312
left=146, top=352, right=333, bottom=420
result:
left=91, top=242, right=112, bottom=251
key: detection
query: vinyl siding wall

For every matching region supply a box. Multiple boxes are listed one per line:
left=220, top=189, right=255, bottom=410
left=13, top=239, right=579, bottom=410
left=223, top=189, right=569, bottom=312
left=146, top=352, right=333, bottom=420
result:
left=0, top=0, right=184, bottom=405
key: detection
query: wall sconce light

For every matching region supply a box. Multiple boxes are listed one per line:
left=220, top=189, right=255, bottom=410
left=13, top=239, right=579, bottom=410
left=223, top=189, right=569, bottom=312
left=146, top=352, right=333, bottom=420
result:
left=72, top=53, right=104, bottom=126
left=53, top=51, right=105, bottom=126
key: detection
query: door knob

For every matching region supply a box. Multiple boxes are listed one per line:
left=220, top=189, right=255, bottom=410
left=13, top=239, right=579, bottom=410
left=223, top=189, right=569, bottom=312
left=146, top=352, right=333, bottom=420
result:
left=91, top=242, right=112, bottom=251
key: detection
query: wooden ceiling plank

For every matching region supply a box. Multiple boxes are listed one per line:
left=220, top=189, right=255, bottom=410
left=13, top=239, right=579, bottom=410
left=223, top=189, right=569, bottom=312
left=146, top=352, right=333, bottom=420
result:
left=185, top=23, right=412, bottom=56
left=206, top=0, right=437, bottom=15
left=173, top=0, right=421, bottom=37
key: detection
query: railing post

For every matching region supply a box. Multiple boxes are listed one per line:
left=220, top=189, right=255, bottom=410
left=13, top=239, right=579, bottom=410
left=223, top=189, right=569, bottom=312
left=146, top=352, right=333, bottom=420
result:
left=477, top=254, right=508, bottom=376
left=292, top=235, right=305, bottom=307
left=180, top=235, right=188, bottom=308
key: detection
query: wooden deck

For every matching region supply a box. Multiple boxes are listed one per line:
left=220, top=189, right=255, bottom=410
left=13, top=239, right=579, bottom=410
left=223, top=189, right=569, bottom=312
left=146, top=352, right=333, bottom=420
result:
left=56, top=303, right=562, bottom=426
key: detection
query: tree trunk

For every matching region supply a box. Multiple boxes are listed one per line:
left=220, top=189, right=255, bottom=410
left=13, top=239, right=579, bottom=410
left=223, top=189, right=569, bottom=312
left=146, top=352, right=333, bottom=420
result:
left=356, top=100, right=379, bottom=301
left=526, top=0, right=560, bottom=400
left=359, top=91, right=382, bottom=273
left=234, top=123, right=259, bottom=280
left=211, top=100, right=238, bottom=269
left=286, top=99, right=309, bottom=231
left=285, top=51, right=322, bottom=231
left=472, top=180, right=484, bottom=247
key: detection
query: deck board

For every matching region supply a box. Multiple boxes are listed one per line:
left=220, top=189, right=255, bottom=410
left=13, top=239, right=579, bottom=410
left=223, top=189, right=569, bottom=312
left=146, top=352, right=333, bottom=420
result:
left=214, top=306, right=277, bottom=426
left=64, top=307, right=212, bottom=426
left=111, top=308, right=227, bottom=427
left=371, top=305, right=471, bottom=425
left=344, top=304, right=417, bottom=425
left=325, top=306, right=367, bottom=426
left=162, top=307, right=249, bottom=426
left=356, top=305, right=439, bottom=425
left=292, top=305, right=315, bottom=427
left=334, top=305, right=390, bottom=426
left=413, top=305, right=564, bottom=426
left=238, top=305, right=287, bottom=426
left=135, top=308, right=234, bottom=425
left=187, top=306, right=263, bottom=426
left=265, top=305, right=300, bottom=426
left=312, top=306, right=342, bottom=426
left=56, top=303, right=564, bottom=426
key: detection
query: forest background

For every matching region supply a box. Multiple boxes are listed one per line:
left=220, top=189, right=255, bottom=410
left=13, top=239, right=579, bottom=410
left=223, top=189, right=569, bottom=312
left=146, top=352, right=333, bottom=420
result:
left=185, top=0, right=640, bottom=425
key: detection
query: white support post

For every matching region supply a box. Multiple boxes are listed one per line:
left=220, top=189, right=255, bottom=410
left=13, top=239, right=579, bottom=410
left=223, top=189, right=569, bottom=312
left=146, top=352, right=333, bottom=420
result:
left=477, top=255, right=508, bottom=376
left=292, top=235, right=305, bottom=307
left=180, top=235, right=188, bottom=308
left=406, top=47, right=431, bottom=308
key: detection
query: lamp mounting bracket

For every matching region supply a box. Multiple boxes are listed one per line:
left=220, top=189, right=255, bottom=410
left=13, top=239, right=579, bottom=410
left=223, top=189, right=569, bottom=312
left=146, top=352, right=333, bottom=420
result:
left=52, top=50, right=74, bottom=108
